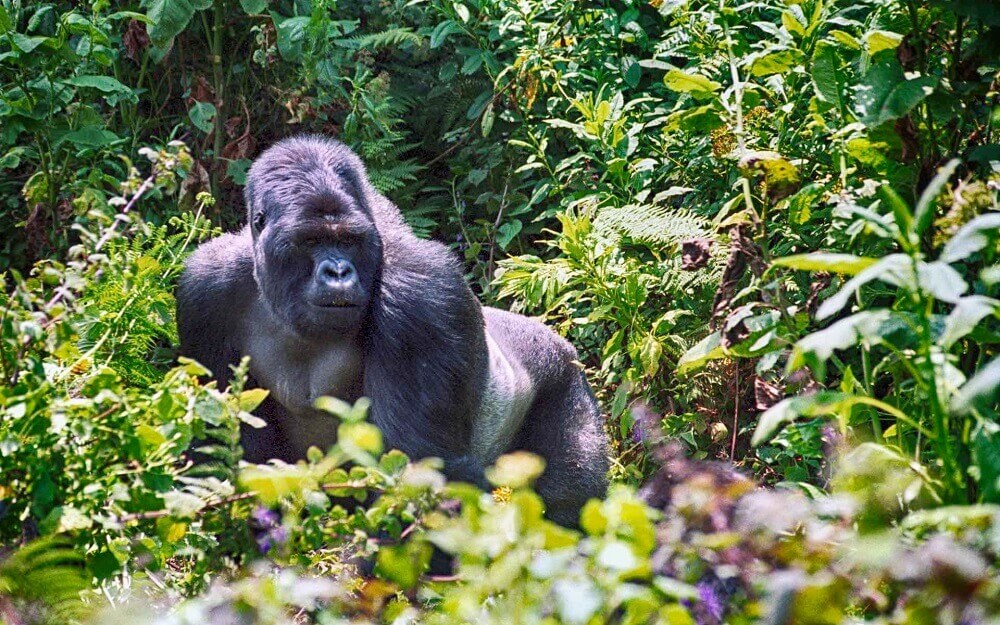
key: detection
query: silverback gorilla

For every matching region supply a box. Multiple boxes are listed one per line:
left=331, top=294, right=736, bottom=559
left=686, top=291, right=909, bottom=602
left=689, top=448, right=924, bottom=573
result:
left=176, top=135, right=608, bottom=525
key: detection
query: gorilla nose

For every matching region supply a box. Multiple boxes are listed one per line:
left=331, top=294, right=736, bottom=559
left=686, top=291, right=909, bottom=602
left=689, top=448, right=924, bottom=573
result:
left=317, top=258, right=357, bottom=289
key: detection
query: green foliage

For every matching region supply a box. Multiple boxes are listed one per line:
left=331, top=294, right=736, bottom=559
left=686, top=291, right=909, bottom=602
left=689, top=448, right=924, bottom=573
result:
left=2, top=0, right=1000, bottom=622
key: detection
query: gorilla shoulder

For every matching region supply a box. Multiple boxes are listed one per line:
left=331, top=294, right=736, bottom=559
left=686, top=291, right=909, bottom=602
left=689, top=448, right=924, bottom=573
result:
left=176, top=228, right=256, bottom=384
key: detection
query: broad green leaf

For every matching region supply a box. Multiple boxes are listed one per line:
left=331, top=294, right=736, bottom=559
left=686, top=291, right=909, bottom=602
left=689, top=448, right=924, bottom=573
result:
left=376, top=542, right=432, bottom=589
left=430, top=19, right=461, bottom=48
left=10, top=34, right=50, bottom=53
left=974, top=423, right=1000, bottom=502
left=0, top=5, right=11, bottom=32
left=940, top=296, right=1000, bottom=348
left=638, top=334, right=663, bottom=376
left=273, top=15, right=309, bottom=62
left=940, top=213, right=1000, bottom=263
left=917, top=261, right=967, bottom=303
left=854, top=57, right=937, bottom=128
left=817, top=254, right=912, bottom=320
left=754, top=392, right=925, bottom=446
left=952, top=355, right=1000, bottom=415
left=147, top=0, right=211, bottom=48
left=753, top=391, right=846, bottom=446
left=61, top=127, right=121, bottom=148
left=496, top=218, right=521, bottom=249
left=63, top=75, right=132, bottom=94
left=811, top=41, right=843, bottom=110
left=789, top=310, right=893, bottom=374
left=781, top=10, right=805, bottom=37
left=914, top=159, right=959, bottom=235
left=240, top=0, right=268, bottom=14
left=773, top=253, right=878, bottom=275
left=750, top=49, right=801, bottom=77
left=677, top=330, right=724, bottom=374
left=865, top=30, right=903, bottom=55
left=785, top=182, right=823, bottom=225
left=136, top=424, right=167, bottom=447
left=829, top=30, right=861, bottom=50
left=663, top=69, right=721, bottom=100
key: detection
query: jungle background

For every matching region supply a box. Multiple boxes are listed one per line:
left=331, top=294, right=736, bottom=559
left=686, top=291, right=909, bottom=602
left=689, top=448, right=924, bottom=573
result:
left=1, top=0, right=999, bottom=623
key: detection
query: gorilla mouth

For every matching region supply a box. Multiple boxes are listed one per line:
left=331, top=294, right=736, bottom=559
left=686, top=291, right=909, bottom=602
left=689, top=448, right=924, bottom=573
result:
left=314, top=301, right=357, bottom=309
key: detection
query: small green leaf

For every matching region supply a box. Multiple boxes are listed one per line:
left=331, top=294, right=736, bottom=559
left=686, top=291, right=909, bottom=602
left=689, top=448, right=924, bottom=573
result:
left=240, top=463, right=315, bottom=504
left=136, top=424, right=167, bottom=447
left=188, top=101, right=216, bottom=134
left=238, top=388, right=269, bottom=412
left=877, top=184, right=914, bottom=243
left=496, top=218, right=521, bottom=249
left=485, top=451, right=545, bottom=489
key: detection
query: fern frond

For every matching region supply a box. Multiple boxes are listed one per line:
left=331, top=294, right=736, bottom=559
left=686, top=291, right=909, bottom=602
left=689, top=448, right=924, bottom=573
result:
left=343, top=28, right=423, bottom=51
left=0, top=538, right=89, bottom=622
left=594, top=203, right=711, bottom=250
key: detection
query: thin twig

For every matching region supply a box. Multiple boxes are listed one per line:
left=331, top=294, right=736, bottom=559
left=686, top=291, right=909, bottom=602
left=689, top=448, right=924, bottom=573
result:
left=114, top=491, right=256, bottom=524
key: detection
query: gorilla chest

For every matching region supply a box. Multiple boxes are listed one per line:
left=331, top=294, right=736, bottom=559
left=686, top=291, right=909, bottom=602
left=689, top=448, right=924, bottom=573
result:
left=244, top=325, right=363, bottom=419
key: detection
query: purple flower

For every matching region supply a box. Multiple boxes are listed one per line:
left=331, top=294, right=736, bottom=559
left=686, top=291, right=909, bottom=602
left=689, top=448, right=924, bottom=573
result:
left=697, top=580, right=725, bottom=623
left=252, top=506, right=279, bottom=528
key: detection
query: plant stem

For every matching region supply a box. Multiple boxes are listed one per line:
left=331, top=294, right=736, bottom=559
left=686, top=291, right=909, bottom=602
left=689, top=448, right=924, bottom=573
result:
left=211, top=0, right=226, bottom=196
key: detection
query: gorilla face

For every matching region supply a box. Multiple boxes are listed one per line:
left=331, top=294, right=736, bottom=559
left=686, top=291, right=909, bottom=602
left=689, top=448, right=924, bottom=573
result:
left=247, top=150, right=382, bottom=338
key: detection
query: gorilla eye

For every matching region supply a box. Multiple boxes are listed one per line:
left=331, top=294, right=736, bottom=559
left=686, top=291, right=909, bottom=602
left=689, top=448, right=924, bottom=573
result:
left=254, top=210, right=267, bottom=231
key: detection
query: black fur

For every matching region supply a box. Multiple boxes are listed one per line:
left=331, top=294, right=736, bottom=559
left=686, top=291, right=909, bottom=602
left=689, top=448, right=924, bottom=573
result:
left=176, top=135, right=608, bottom=525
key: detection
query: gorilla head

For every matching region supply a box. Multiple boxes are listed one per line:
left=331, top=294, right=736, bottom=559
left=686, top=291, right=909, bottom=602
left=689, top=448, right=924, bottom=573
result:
left=243, top=138, right=383, bottom=337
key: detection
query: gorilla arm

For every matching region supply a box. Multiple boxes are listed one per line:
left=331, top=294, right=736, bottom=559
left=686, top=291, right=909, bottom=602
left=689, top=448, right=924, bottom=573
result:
left=176, top=228, right=291, bottom=460
left=176, top=227, right=256, bottom=387
left=362, top=232, right=491, bottom=487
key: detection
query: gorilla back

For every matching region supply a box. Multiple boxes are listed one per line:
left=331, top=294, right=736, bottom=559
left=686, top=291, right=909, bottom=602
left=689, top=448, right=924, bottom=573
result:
left=176, top=135, right=608, bottom=526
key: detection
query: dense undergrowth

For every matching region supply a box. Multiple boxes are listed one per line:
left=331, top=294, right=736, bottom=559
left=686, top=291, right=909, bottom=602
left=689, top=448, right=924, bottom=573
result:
left=1, top=0, right=1000, bottom=623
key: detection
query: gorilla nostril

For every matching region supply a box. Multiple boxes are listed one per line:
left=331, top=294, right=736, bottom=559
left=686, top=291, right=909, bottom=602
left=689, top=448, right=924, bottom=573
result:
left=318, top=259, right=355, bottom=285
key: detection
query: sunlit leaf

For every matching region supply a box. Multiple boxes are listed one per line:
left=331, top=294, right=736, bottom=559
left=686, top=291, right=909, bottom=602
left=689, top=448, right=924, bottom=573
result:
left=773, top=253, right=878, bottom=275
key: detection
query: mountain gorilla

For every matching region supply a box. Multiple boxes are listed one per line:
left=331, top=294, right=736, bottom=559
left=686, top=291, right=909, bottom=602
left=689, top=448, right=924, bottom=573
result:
left=176, top=135, right=608, bottom=526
